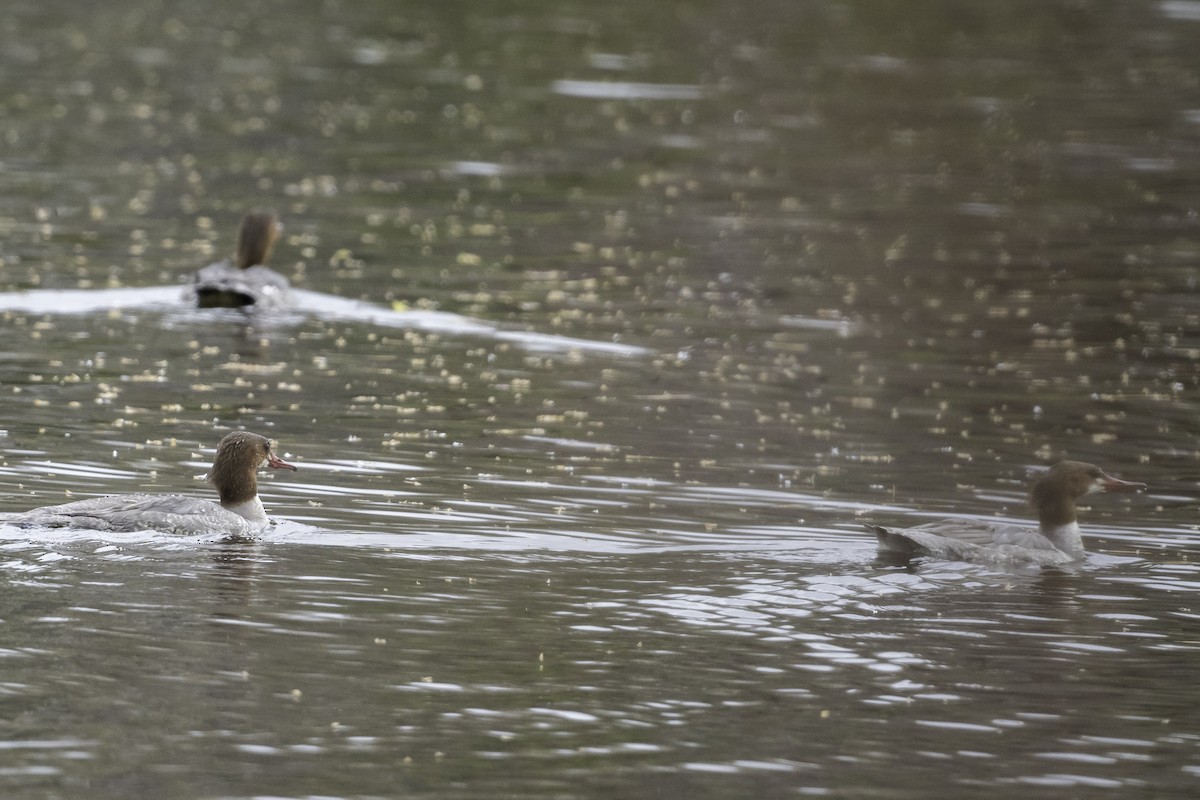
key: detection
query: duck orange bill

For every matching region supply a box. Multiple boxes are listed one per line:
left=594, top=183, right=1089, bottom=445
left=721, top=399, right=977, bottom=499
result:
left=268, top=452, right=298, bottom=471
left=1101, top=473, right=1146, bottom=492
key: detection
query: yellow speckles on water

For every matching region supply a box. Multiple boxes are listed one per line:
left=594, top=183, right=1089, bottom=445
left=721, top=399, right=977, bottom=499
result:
left=328, top=248, right=363, bottom=277
left=884, top=234, right=908, bottom=265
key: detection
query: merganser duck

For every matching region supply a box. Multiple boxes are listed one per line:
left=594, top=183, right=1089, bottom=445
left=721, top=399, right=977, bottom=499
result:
left=187, top=211, right=291, bottom=310
left=13, top=431, right=297, bottom=537
left=866, top=461, right=1145, bottom=565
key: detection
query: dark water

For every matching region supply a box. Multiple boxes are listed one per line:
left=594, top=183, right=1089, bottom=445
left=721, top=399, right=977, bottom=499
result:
left=2, top=0, right=1200, bottom=797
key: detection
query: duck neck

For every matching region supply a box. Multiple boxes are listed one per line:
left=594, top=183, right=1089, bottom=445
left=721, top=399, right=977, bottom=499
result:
left=235, top=213, right=278, bottom=269
left=1033, top=482, right=1084, bottom=555
left=224, top=496, right=268, bottom=524
left=1039, top=520, right=1085, bottom=558
left=210, top=466, right=259, bottom=512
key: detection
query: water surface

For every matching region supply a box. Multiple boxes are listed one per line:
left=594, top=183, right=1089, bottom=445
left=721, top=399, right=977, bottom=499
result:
left=2, top=0, right=1200, bottom=798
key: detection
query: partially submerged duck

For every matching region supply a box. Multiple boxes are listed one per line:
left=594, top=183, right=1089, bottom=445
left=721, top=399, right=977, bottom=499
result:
left=865, top=461, right=1145, bottom=566
left=13, top=431, right=297, bottom=537
left=187, top=211, right=291, bottom=311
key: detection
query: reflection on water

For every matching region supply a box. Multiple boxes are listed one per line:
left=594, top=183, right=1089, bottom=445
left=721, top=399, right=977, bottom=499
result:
left=2, top=0, right=1200, bottom=797
left=0, top=543, right=1197, bottom=797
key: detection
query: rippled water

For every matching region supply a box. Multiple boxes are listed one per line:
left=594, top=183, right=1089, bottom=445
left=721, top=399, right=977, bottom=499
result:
left=2, top=0, right=1200, bottom=797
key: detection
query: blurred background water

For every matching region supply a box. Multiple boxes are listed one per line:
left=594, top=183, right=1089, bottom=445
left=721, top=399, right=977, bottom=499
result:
left=1, top=0, right=1199, bottom=797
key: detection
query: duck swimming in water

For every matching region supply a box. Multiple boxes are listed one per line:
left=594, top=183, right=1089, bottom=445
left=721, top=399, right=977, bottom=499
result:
left=865, top=461, right=1145, bottom=566
left=13, top=431, right=297, bottom=537
left=186, top=211, right=291, bottom=311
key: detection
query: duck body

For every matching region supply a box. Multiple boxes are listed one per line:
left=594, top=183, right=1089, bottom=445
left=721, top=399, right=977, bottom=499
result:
left=13, top=431, right=296, bottom=537
left=867, top=519, right=1087, bottom=566
left=185, top=210, right=291, bottom=311
left=16, top=494, right=262, bottom=537
left=867, top=461, right=1144, bottom=565
left=191, top=262, right=291, bottom=311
